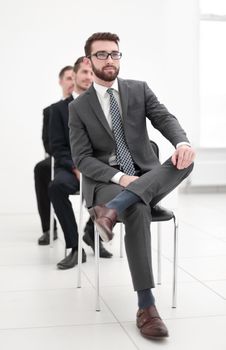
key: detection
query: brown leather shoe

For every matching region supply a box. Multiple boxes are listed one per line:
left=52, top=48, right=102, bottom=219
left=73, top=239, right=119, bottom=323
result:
left=88, top=205, right=117, bottom=242
left=136, top=305, right=169, bottom=340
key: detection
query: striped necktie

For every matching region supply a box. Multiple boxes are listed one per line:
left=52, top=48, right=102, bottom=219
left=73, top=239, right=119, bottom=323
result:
left=107, top=88, right=135, bottom=176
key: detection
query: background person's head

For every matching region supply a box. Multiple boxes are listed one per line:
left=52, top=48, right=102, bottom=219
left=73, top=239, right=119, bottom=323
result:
left=84, top=32, right=121, bottom=85
left=73, top=56, right=93, bottom=93
left=58, top=66, right=74, bottom=98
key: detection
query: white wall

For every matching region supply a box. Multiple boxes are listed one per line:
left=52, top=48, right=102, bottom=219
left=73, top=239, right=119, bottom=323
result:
left=0, top=0, right=200, bottom=213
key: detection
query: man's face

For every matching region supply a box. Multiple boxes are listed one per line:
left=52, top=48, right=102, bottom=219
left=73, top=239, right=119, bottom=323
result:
left=74, top=62, right=93, bottom=92
left=90, top=40, right=120, bottom=82
left=59, top=69, right=74, bottom=97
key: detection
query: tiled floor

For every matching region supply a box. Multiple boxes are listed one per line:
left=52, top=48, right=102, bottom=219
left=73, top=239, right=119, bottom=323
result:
left=0, top=192, right=226, bottom=349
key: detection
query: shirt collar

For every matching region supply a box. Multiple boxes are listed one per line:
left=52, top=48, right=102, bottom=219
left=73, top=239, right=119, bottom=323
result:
left=94, top=79, right=119, bottom=97
left=72, top=91, right=79, bottom=99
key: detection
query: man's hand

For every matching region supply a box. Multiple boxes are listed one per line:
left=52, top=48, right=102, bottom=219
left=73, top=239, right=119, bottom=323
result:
left=171, top=145, right=195, bottom=170
left=72, top=168, right=80, bottom=181
left=119, top=175, right=139, bottom=187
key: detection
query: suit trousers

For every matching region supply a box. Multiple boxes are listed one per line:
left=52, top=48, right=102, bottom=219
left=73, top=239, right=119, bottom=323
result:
left=93, top=158, right=193, bottom=291
left=34, top=157, right=57, bottom=233
left=48, top=167, right=80, bottom=249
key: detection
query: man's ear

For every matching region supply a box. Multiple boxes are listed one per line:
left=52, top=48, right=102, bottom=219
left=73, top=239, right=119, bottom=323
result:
left=83, top=57, right=91, bottom=66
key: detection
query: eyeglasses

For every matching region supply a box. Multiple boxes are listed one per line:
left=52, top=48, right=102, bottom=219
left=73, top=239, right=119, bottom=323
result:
left=89, top=51, right=122, bottom=60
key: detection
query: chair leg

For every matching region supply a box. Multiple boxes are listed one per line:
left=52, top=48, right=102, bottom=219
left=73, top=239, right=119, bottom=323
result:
left=119, top=223, right=124, bottom=258
left=157, top=222, right=162, bottom=285
left=77, top=181, right=84, bottom=288
left=172, top=215, right=178, bottom=308
left=49, top=156, right=55, bottom=248
left=95, top=224, right=101, bottom=311
left=49, top=203, right=54, bottom=248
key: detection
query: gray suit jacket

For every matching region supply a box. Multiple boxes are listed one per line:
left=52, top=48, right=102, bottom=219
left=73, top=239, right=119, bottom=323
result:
left=69, top=78, right=189, bottom=207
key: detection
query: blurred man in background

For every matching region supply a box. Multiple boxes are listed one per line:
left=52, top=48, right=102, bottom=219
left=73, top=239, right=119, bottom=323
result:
left=34, top=66, right=74, bottom=245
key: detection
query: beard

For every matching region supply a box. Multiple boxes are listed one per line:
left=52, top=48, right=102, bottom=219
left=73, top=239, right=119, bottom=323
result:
left=91, top=62, right=119, bottom=82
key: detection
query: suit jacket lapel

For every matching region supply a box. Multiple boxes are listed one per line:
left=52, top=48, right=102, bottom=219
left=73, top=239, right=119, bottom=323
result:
left=62, top=95, right=73, bottom=119
left=118, top=79, right=131, bottom=142
left=118, top=78, right=128, bottom=124
left=87, top=85, right=113, bottom=139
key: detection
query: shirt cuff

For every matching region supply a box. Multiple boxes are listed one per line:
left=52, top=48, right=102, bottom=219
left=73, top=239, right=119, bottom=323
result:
left=176, top=142, right=191, bottom=148
left=111, top=171, right=125, bottom=184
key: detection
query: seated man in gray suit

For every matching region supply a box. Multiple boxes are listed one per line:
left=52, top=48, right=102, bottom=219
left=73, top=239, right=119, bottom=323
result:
left=69, top=32, right=195, bottom=340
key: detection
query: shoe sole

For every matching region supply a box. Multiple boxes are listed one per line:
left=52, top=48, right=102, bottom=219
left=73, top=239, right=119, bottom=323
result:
left=89, top=208, right=114, bottom=243
left=95, top=222, right=113, bottom=242
left=140, top=332, right=169, bottom=340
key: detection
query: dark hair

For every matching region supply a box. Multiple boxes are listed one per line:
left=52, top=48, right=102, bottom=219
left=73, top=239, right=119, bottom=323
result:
left=73, top=56, right=85, bottom=73
left=84, top=32, right=120, bottom=57
left=58, top=65, right=73, bottom=79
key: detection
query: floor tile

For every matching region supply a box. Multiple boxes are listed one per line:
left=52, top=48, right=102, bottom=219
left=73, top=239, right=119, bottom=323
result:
left=0, top=265, right=91, bottom=291
left=0, top=288, right=116, bottom=329
left=179, top=256, right=226, bottom=281
left=0, top=324, right=137, bottom=350
left=204, top=280, right=226, bottom=299
left=0, top=243, right=66, bottom=266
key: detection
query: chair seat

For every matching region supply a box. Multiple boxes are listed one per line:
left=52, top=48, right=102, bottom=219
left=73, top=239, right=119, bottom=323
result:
left=113, top=205, right=174, bottom=224
left=151, top=205, right=174, bottom=222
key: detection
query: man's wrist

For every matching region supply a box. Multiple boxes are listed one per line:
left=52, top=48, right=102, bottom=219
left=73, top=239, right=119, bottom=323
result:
left=176, top=142, right=191, bottom=148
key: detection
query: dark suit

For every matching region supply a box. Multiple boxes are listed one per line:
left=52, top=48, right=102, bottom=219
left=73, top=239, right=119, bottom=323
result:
left=69, top=78, right=193, bottom=290
left=48, top=96, right=79, bottom=248
left=34, top=106, right=57, bottom=233
left=42, top=106, right=52, bottom=155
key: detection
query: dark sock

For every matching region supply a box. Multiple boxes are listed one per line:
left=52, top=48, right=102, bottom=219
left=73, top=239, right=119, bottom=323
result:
left=137, top=289, right=155, bottom=309
left=106, top=189, right=141, bottom=215
left=71, top=247, right=77, bottom=253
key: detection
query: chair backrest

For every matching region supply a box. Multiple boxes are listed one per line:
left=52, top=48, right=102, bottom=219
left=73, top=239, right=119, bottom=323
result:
left=150, top=140, right=159, bottom=159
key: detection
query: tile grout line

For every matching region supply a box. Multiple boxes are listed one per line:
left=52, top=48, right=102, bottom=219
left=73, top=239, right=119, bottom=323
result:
left=0, top=321, right=120, bottom=332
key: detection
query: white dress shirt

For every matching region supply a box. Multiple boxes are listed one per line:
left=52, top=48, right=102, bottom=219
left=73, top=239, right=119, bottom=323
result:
left=94, top=81, right=124, bottom=184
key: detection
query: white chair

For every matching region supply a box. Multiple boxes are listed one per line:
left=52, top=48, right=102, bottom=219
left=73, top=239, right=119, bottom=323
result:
left=77, top=174, right=179, bottom=312
left=49, top=156, right=55, bottom=248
